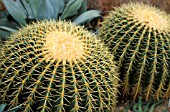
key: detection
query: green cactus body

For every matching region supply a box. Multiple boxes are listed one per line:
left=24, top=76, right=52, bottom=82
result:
left=98, top=3, right=170, bottom=100
left=0, top=20, right=119, bottom=112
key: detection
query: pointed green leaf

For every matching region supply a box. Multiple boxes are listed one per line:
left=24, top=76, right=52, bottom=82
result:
left=143, top=101, right=152, bottom=112
left=15, top=0, right=27, bottom=14
left=64, top=0, right=75, bottom=6
left=21, top=0, right=35, bottom=18
left=65, top=0, right=70, bottom=3
left=138, top=97, right=142, bottom=112
left=78, top=0, right=87, bottom=14
left=37, top=0, right=55, bottom=19
left=149, top=100, right=163, bottom=112
left=133, top=102, right=139, bottom=111
left=60, top=0, right=83, bottom=20
left=2, top=0, right=27, bottom=25
left=0, top=30, right=11, bottom=40
left=58, top=0, right=65, bottom=13
left=73, top=10, right=101, bottom=25
left=0, top=26, right=17, bottom=32
left=6, top=104, right=22, bottom=112
left=29, top=0, right=42, bottom=18
left=0, top=18, right=19, bottom=29
left=49, top=0, right=60, bottom=19
left=60, top=0, right=76, bottom=19
left=0, top=25, right=17, bottom=39
left=0, top=103, right=7, bottom=112
left=0, top=10, right=8, bottom=18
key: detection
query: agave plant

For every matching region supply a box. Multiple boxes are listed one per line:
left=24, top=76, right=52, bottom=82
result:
left=123, top=97, right=169, bottom=112
left=0, top=103, right=21, bottom=112
left=0, top=0, right=101, bottom=39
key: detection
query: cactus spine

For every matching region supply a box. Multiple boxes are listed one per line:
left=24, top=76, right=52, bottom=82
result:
left=0, top=20, right=119, bottom=112
left=98, top=3, right=170, bottom=100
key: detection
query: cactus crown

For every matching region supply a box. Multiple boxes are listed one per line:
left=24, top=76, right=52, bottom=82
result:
left=123, top=3, right=170, bottom=31
left=0, top=20, right=119, bottom=112
left=44, top=30, right=84, bottom=62
left=40, top=21, right=86, bottom=62
left=120, top=3, right=170, bottom=31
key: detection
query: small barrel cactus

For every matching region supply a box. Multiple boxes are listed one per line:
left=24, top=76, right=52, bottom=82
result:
left=0, top=20, right=119, bottom=112
left=98, top=2, right=170, bottom=100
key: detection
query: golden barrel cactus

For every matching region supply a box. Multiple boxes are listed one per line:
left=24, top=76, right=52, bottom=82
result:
left=0, top=20, right=119, bottom=112
left=98, top=3, right=170, bottom=100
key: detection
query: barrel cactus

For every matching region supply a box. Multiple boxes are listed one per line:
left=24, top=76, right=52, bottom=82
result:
left=0, top=20, right=119, bottom=112
left=98, top=2, right=170, bottom=100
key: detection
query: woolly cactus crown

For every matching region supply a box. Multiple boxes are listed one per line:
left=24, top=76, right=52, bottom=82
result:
left=0, top=20, right=119, bottom=112
left=98, top=2, right=170, bottom=100
left=121, top=3, right=170, bottom=31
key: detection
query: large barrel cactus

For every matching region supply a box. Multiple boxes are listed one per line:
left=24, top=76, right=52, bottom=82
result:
left=98, top=3, right=170, bottom=100
left=0, top=20, right=119, bottom=112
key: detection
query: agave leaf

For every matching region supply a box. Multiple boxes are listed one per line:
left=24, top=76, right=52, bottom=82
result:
left=0, top=26, right=17, bottom=39
left=0, top=26, right=17, bottom=32
left=64, top=0, right=75, bottom=6
left=29, top=0, right=42, bottom=18
left=21, top=0, right=35, bottom=18
left=143, top=101, right=152, bottom=112
left=0, top=10, right=8, bottom=18
left=73, top=10, right=101, bottom=25
left=0, top=30, right=12, bottom=40
left=6, top=104, right=22, bottom=112
left=149, top=100, right=163, bottom=112
left=123, top=97, right=167, bottom=112
left=15, top=0, right=27, bottom=14
left=138, top=97, right=142, bottom=112
left=65, top=0, right=70, bottom=3
left=48, top=0, right=60, bottom=19
left=133, top=102, right=139, bottom=112
left=60, top=0, right=76, bottom=19
left=58, top=0, right=65, bottom=13
left=78, top=0, right=87, bottom=14
left=37, top=0, right=55, bottom=19
left=60, top=0, right=83, bottom=20
left=0, top=103, right=7, bottom=112
left=2, top=0, right=27, bottom=25
left=0, top=18, right=19, bottom=29
left=0, top=18, right=18, bottom=37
